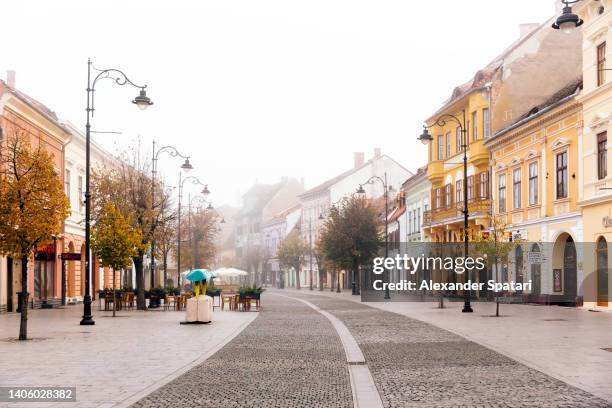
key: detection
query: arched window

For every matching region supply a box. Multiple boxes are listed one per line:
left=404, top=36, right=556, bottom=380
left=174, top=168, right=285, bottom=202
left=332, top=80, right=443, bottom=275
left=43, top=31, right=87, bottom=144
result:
left=597, top=237, right=609, bottom=306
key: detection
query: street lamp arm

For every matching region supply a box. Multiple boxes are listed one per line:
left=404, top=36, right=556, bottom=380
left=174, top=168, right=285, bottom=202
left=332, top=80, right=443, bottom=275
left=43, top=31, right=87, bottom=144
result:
left=425, top=113, right=464, bottom=131
left=180, top=175, right=207, bottom=188
left=155, top=145, right=190, bottom=161
left=91, top=66, right=148, bottom=91
left=360, top=175, right=385, bottom=188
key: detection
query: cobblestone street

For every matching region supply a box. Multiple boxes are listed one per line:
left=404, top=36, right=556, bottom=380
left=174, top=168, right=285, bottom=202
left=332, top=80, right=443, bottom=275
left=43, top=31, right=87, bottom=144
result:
left=131, top=293, right=612, bottom=408
left=130, top=295, right=352, bottom=408
left=293, top=294, right=612, bottom=408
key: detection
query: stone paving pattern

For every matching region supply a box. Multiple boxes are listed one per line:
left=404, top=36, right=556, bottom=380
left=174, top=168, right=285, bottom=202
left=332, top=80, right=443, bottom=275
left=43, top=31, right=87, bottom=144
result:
left=130, top=295, right=352, bottom=408
left=298, top=295, right=612, bottom=408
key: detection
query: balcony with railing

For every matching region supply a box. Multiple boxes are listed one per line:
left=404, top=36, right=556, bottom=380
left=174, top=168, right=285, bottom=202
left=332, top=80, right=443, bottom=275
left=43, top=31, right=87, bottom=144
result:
left=423, top=198, right=491, bottom=226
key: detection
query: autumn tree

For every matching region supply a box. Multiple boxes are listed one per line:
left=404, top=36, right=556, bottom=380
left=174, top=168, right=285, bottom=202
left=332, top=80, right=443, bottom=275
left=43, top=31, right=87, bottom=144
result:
left=91, top=202, right=142, bottom=316
left=154, top=205, right=177, bottom=287
left=181, top=206, right=218, bottom=271
left=0, top=135, right=70, bottom=340
left=474, top=214, right=514, bottom=317
left=277, top=229, right=309, bottom=290
left=91, top=153, right=173, bottom=310
left=319, top=196, right=382, bottom=295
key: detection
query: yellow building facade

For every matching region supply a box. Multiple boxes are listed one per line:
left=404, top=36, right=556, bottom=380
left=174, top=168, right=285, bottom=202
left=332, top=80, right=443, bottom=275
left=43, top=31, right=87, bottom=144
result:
left=487, top=87, right=583, bottom=304
left=424, top=90, right=491, bottom=243
left=575, top=0, right=612, bottom=309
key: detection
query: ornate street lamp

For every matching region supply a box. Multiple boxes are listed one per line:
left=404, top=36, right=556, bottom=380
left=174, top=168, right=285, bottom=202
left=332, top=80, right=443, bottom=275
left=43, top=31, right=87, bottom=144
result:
left=81, top=59, right=152, bottom=326
left=151, top=143, right=192, bottom=293
left=552, top=1, right=584, bottom=34
left=419, top=111, right=473, bottom=313
left=356, top=173, right=392, bottom=300
left=177, top=175, right=210, bottom=287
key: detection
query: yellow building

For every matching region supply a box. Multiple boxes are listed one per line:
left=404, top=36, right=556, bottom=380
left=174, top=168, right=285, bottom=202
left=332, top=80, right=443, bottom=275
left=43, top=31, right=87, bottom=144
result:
left=423, top=20, right=582, bottom=244
left=486, top=81, right=583, bottom=305
left=423, top=88, right=491, bottom=243
left=574, top=0, right=612, bottom=309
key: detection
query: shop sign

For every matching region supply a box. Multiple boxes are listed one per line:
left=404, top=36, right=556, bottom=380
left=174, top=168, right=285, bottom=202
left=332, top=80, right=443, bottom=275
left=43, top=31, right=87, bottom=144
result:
left=60, top=252, right=81, bottom=261
left=527, top=251, right=542, bottom=264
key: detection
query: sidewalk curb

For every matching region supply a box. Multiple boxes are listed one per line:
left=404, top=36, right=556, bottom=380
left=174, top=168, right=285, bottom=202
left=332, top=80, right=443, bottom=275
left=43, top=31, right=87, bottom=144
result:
left=112, top=312, right=259, bottom=408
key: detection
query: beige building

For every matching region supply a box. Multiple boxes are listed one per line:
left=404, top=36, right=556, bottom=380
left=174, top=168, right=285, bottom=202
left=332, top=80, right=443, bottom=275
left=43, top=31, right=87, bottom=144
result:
left=575, top=0, right=612, bottom=309
left=487, top=81, right=583, bottom=305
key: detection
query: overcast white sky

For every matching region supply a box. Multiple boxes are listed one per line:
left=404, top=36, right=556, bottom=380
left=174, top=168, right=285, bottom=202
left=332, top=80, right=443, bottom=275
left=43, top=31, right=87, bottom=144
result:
left=1, top=0, right=556, bottom=207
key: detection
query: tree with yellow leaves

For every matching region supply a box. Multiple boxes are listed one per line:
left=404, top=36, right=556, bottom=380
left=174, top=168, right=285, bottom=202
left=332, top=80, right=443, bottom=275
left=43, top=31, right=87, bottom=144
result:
left=0, top=134, right=70, bottom=340
left=91, top=202, right=142, bottom=316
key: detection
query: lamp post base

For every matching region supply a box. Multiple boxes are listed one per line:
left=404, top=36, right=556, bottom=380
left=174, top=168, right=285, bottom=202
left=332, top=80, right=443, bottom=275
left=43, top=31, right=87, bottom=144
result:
left=461, top=303, right=473, bottom=313
left=80, top=316, right=95, bottom=325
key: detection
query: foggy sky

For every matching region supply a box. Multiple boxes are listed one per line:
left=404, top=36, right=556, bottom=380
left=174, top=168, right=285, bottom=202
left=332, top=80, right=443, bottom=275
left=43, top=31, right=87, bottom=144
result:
left=1, top=0, right=554, bottom=207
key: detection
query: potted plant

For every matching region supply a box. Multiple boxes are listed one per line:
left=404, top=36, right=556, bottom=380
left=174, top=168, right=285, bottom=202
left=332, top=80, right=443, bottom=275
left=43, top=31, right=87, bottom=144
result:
left=206, top=286, right=221, bottom=297
left=148, top=287, right=166, bottom=308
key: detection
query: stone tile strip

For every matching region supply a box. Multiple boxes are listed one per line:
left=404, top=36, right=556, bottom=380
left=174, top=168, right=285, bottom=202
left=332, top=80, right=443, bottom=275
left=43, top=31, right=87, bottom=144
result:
left=113, top=312, right=258, bottom=408
left=281, top=295, right=383, bottom=408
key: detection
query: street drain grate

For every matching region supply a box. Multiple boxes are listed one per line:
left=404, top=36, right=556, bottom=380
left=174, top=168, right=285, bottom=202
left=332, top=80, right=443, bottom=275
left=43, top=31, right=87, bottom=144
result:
left=602, top=348, right=612, bottom=353
left=542, top=318, right=567, bottom=321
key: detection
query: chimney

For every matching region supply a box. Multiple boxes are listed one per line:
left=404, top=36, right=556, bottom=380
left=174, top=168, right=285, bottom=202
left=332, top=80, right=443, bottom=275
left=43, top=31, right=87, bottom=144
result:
left=354, top=152, right=365, bottom=168
left=519, top=23, right=539, bottom=38
left=374, top=148, right=381, bottom=158
left=6, top=70, right=16, bottom=88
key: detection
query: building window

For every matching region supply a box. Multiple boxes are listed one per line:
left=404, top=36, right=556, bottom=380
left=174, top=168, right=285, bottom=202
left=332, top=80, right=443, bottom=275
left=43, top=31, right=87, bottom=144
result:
left=528, top=161, right=538, bottom=205
left=437, top=135, right=444, bottom=160
left=483, top=108, right=491, bottom=138
left=513, top=168, right=521, bottom=209
left=417, top=208, right=421, bottom=232
left=456, top=179, right=463, bottom=204
left=598, top=132, right=607, bottom=180
left=78, top=175, right=84, bottom=211
left=556, top=151, right=568, bottom=199
left=472, top=111, right=478, bottom=141
left=446, top=132, right=452, bottom=158
left=598, top=42, right=606, bottom=87
left=435, top=188, right=442, bottom=210
left=64, top=169, right=71, bottom=198
left=498, top=174, right=507, bottom=213
left=445, top=184, right=452, bottom=208
left=467, top=176, right=474, bottom=201
left=481, top=171, right=490, bottom=198
left=456, top=126, right=462, bottom=153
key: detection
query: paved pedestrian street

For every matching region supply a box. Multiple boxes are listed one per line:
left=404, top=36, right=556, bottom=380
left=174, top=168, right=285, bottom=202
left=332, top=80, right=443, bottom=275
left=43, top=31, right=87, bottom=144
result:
left=130, top=293, right=611, bottom=408
left=131, top=295, right=352, bottom=408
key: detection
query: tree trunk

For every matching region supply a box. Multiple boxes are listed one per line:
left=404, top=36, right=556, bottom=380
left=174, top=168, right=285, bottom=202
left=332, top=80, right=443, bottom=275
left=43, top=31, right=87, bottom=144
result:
left=112, top=268, right=116, bottom=317
left=295, top=268, right=301, bottom=290
left=319, top=269, right=325, bottom=291
left=19, top=255, right=29, bottom=341
left=163, top=253, right=168, bottom=288
left=134, top=254, right=146, bottom=310
left=352, top=259, right=360, bottom=295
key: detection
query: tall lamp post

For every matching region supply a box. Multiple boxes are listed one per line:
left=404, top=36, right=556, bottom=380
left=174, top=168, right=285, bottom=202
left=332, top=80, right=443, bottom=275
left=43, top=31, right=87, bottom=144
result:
left=81, top=59, right=153, bottom=326
left=151, top=143, right=192, bottom=290
left=418, top=110, right=473, bottom=313
left=177, top=174, right=209, bottom=287
left=357, top=172, right=392, bottom=300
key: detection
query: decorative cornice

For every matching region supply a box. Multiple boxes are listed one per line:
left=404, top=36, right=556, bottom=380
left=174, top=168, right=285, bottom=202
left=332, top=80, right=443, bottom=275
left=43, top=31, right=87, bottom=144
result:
left=551, top=137, right=571, bottom=151
left=486, top=100, right=581, bottom=150
left=524, top=149, right=541, bottom=161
